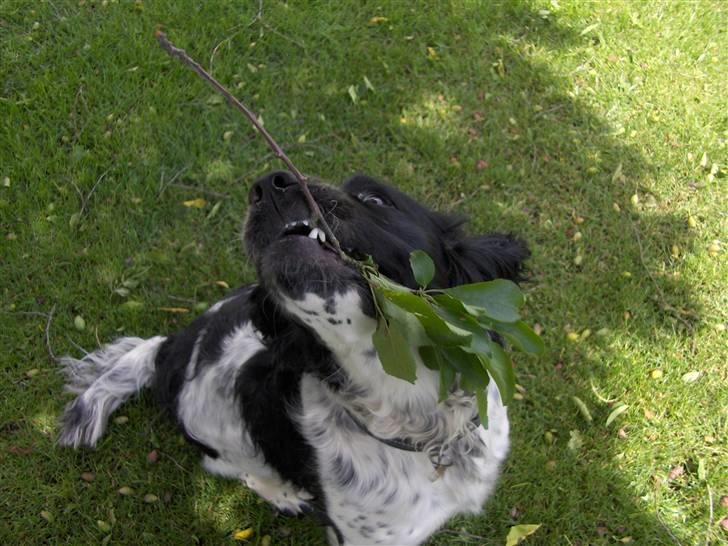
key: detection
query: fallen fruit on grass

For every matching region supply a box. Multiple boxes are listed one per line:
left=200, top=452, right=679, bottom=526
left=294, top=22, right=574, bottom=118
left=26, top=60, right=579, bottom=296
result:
left=233, top=528, right=253, bottom=540
left=650, top=369, right=663, bottom=379
left=118, top=486, right=134, bottom=496
left=143, top=494, right=159, bottom=503
left=97, top=520, right=111, bottom=533
left=40, top=510, right=53, bottom=522
left=80, top=472, right=94, bottom=482
left=681, top=370, right=701, bottom=383
left=113, top=416, right=128, bottom=425
left=73, top=315, right=86, bottom=331
left=147, top=450, right=158, bottom=463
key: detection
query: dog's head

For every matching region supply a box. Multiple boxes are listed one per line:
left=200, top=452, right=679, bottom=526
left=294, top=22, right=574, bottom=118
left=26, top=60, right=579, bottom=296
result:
left=244, top=171, right=529, bottom=308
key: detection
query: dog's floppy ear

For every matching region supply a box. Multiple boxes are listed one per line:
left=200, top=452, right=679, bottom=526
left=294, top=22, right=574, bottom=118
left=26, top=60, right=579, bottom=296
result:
left=447, top=232, right=530, bottom=285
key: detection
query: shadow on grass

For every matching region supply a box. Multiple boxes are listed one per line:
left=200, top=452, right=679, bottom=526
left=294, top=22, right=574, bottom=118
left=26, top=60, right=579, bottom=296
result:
left=255, top=2, right=698, bottom=544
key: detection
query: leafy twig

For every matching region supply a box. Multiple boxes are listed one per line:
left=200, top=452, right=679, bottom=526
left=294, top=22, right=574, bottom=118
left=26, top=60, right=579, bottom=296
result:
left=154, top=31, right=542, bottom=423
left=155, top=31, right=344, bottom=259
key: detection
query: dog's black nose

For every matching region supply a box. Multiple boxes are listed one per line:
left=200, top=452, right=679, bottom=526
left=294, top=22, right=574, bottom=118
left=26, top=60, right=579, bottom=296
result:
left=249, top=171, right=298, bottom=205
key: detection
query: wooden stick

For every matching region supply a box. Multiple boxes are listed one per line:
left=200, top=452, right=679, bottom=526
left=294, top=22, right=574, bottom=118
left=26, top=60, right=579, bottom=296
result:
left=155, top=30, right=346, bottom=258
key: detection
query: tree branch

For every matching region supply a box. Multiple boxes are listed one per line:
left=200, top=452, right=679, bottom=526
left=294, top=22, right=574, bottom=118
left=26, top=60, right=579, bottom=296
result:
left=155, top=31, right=346, bottom=259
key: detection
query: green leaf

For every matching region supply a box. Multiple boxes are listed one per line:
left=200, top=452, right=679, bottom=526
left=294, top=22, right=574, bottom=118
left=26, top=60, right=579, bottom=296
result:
left=409, top=250, right=435, bottom=288
left=475, top=389, right=489, bottom=428
left=441, top=346, right=490, bottom=390
left=481, top=319, right=545, bottom=355
left=433, top=294, right=494, bottom=353
left=439, top=360, right=456, bottom=401
left=430, top=296, right=515, bottom=402
left=377, top=294, right=432, bottom=347
left=445, top=279, right=524, bottom=323
left=418, top=345, right=439, bottom=371
left=479, top=341, right=515, bottom=404
left=505, top=524, right=541, bottom=546
left=372, top=318, right=417, bottom=383
left=381, top=289, right=472, bottom=345
left=420, top=346, right=456, bottom=401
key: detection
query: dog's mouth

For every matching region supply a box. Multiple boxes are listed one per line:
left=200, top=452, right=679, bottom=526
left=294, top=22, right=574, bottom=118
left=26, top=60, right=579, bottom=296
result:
left=281, top=219, right=328, bottom=246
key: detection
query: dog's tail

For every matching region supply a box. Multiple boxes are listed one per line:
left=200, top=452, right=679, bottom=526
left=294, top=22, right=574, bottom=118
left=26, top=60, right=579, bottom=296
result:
left=58, top=336, right=166, bottom=448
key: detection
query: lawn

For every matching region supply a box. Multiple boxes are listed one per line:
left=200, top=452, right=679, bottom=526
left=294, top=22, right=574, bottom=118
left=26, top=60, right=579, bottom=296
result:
left=1, top=0, right=726, bottom=544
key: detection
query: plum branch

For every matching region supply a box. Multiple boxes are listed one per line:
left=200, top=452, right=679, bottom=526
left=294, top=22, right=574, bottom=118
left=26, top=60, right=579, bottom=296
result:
left=154, top=30, right=543, bottom=427
left=155, top=30, right=346, bottom=260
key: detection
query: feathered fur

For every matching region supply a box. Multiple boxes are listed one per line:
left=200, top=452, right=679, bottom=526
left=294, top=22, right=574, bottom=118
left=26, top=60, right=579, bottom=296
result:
left=58, top=171, right=528, bottom=545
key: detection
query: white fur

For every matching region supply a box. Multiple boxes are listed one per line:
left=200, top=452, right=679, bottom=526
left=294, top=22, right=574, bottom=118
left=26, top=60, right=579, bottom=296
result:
left=285, top=290, right=510, bottom=545
left=177, top=322, right=313, bottom=515
left=58, top=336, right=165, bottom=448
left=60, top=289, right=509, bottom=544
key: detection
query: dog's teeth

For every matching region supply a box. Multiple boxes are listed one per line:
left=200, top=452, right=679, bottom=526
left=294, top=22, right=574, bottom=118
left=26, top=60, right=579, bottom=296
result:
left=308, top=227, right=322, bottom=240
left=302, top=219, right=309, bottom=226
left=317, top=229, right=326, bottom=243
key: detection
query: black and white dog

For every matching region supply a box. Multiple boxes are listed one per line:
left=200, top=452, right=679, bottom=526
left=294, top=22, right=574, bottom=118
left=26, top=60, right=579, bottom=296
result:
left=59, top=171, right=528, bottom=545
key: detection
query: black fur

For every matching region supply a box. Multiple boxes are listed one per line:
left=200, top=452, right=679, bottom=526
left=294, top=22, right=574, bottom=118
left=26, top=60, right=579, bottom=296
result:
left=155, top=170, right=529, bottom=511
left=61, top=171, right=529, bottom=544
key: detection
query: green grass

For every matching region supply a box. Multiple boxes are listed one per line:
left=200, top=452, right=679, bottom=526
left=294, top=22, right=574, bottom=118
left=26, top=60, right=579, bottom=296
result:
left=1, top=0, right=726, bottom=544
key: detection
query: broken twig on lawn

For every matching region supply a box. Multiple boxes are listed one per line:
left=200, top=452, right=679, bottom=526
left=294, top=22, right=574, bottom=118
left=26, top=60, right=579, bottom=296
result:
left=155, top=31, right=346, bottom=260
left=44, top=304, right=57, bottom=362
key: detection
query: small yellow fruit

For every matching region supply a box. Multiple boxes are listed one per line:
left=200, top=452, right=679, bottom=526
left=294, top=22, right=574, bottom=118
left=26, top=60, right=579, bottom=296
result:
left=630, top=194, right=639, bottom=206
left=233, top=528, right=253, bottom=540
left=650, top=369, right=663, bottom=379
left=567, top=332, right=579, bottom=342
left=687, top=215, right=697, bottom=228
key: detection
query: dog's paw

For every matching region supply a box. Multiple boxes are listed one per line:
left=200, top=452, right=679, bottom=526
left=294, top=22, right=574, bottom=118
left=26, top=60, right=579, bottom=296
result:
left=243, top=474, right=314, bottom=516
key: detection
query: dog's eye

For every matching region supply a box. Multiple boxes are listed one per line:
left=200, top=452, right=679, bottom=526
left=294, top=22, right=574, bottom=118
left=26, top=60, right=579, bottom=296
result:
left=358, top=193, right=390, bottom=207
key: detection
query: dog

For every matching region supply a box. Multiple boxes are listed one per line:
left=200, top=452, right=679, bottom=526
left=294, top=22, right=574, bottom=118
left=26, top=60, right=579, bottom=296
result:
left=59, top=171, right=529, bottom=545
